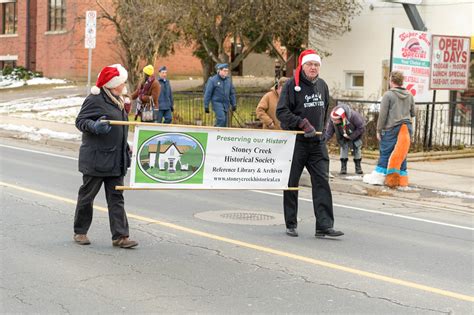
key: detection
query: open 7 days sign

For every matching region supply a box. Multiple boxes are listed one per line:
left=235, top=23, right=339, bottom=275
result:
left=430, top=35, right=471, bottom=90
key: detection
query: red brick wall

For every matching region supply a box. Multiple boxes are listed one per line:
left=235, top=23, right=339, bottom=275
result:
left=1, top=0, right=205, bottom=79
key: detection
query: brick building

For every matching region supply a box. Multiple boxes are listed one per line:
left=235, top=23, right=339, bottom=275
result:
left=0, top=0, right=204, bottom=80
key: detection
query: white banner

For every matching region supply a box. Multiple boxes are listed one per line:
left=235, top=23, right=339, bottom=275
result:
left=130, top=125, right=297, bottom=189
left=430, top=35, right=471, bottom=90
left=391, top=28, right=432, bottom=102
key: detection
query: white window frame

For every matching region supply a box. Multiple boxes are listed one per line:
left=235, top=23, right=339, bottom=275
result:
left=345, top=71, right=364, bottom=90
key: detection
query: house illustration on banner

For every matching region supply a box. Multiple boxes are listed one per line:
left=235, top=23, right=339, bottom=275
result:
left=148, top=142, right=191, bottom=172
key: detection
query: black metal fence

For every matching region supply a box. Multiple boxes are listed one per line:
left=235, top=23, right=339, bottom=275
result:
left=172, top=92, right=263, bottom=128
left=167, top=92, right=473, bottom=151
left=334, top=99, right=473, bottom=151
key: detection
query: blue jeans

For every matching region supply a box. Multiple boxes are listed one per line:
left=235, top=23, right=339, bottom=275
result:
left=376, top=123, right=412, bottom=175
left=213, top=105, right=228, bottom=127
left=156, top=109, right=172, bottom=124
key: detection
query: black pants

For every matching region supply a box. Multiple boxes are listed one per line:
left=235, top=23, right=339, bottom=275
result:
left=74, top=175, right=129, bottom=240
left=284, top=140, right=334, bottom=230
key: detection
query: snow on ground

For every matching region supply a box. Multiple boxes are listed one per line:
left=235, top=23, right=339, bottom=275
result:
left=432, top=190, right=474, bottom=200
left=0, top=77, right=68, bottom=89
left=0, top=123, right=80, bottom=141
left=0, top=96, right=84, bottom=116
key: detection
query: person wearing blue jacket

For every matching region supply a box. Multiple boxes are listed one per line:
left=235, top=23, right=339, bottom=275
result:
left=204, top=63, right=237, bottom=127
left=156, top=66, right=174, bottom=124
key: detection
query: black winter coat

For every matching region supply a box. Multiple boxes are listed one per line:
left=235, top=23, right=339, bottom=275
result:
left=276, top=74, right=330, bottom=142
left=76, top=89, right=131, bottom=177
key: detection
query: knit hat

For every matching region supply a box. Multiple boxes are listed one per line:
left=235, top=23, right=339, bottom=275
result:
left=294, top=49, right=322, bottom=92
left=91, top=64, right=128, bottom=95
left=143, top=64, right=154, bottom=76
left=158, top=66, right=167, bottom=72
left=330, top=107, right=346, bottom=121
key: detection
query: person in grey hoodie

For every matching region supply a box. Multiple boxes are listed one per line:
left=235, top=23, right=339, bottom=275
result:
left=324, top=103, right=365, bottom=174
left=363, top=71, right=415, bottom=188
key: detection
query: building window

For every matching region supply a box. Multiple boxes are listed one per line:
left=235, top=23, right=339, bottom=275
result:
left=1, top=1, right=17, bottom=35
left=48, top=0, right=66, bottom=31
left=345, top=72, right=364, bottom=90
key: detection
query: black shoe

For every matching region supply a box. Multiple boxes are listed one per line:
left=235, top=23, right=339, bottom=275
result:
left=286, top=228, right=298, bottom=237
left=315, top=228, right=344, bottom=237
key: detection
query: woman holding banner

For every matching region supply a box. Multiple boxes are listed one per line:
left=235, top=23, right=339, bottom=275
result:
left=73, top=64, right=138, bottom=248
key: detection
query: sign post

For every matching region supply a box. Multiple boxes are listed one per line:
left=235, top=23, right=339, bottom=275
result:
left=85, top=11, right=97, bottom=95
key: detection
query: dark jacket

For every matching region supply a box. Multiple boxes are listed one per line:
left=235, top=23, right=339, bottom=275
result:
left=324, top=103, right=365, bottom=142
left=204, top=74, right=236, bottom=111
left=76, top=89, right=131, bottom=177
left=158, top=77, right=174, bottom=110
left=276, top=74, right=330, bottom=142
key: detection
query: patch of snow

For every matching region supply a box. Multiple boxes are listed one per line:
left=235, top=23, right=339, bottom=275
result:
left=0, top=76, right=67, bottom=89
left=0, top=96, right=84, bottom=114
left=0, top=123, right=80, bottom=141
left=344, top=175, right=363, bottom=181
left=12, top=107, right=80, bottom=124
left=26, top=77, right=67, bottom=85
left=432, top=190, right=474, bottom=200
left=53, top=85, right=77, bottom=89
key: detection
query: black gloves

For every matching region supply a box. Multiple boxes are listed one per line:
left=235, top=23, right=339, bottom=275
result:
left=93, top=116, right=111, bottom=135
left=298, top=118, right=316, bottom=138
left=231, top=105, right=237, bottom=112
left=205, top=108, right=210, bottom=114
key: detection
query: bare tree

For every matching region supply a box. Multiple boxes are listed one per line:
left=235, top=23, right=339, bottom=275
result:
left=96, top=0, right=180, bottom=88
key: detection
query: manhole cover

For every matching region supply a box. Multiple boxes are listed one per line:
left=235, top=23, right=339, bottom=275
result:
left=195, top=210, right=284, bottom=226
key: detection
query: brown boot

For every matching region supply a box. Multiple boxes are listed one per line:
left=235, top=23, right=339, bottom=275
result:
left=112, top=237, right=138, bottom=248
left=73, top=234, right=91, bottom=245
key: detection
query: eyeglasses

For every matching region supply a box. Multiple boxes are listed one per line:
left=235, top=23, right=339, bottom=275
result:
left=304, top=62, right=320, bottom=68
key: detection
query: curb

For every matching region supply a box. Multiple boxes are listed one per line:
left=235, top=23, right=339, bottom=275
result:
left=362, top=150, right=474, bottom=162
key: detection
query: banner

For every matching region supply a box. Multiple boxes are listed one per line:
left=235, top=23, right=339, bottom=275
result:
left=130, top=125, right=297, bottom=189
left=430, top=35, right=471, bottom=90
left=391, top=28, right=432, bottom=102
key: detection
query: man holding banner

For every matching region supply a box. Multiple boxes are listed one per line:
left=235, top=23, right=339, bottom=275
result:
left=277, top=49, right=344, bottom=238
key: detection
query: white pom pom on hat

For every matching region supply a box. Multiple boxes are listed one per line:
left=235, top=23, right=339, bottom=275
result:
left=293, top=49, right=321, bottom=92
left=90, top=86, right=101, bottom=95
left=90, top=64, right=128, bottom=95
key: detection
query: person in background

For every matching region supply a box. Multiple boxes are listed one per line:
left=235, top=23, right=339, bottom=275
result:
left=204, top=63, right=236, bottom=127
left=256, top=77, right=289, bottom=130
left=324, top=104, right=365, bottom=175
left=156, top=66, right=174, bottom=124
left=363, top=70, right=415, bottom=188
left=74, top=64, right=138, bottom=248
left=276, top=49, right=344, bottom=238
left=131, top=65, right=160, bottom=121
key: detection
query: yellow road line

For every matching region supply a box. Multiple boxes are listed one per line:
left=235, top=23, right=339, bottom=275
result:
left=2, top=181, right=473, bottom=303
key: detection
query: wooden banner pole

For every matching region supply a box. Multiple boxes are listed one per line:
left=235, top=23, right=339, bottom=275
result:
left=115, top=186, right=300, bottom=191
left=103, top=120, right=322, bottom=135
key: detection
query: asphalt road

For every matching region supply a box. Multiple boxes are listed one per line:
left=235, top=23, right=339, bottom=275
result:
left=1, top=139, right=473, bottom=314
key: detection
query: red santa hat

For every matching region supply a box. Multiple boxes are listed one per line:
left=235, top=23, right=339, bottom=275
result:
left=294, top=49, right=322, bottom=92
left=90, top=64, right=128, bottom=95
left=330, top=107, right=346, bottom=121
